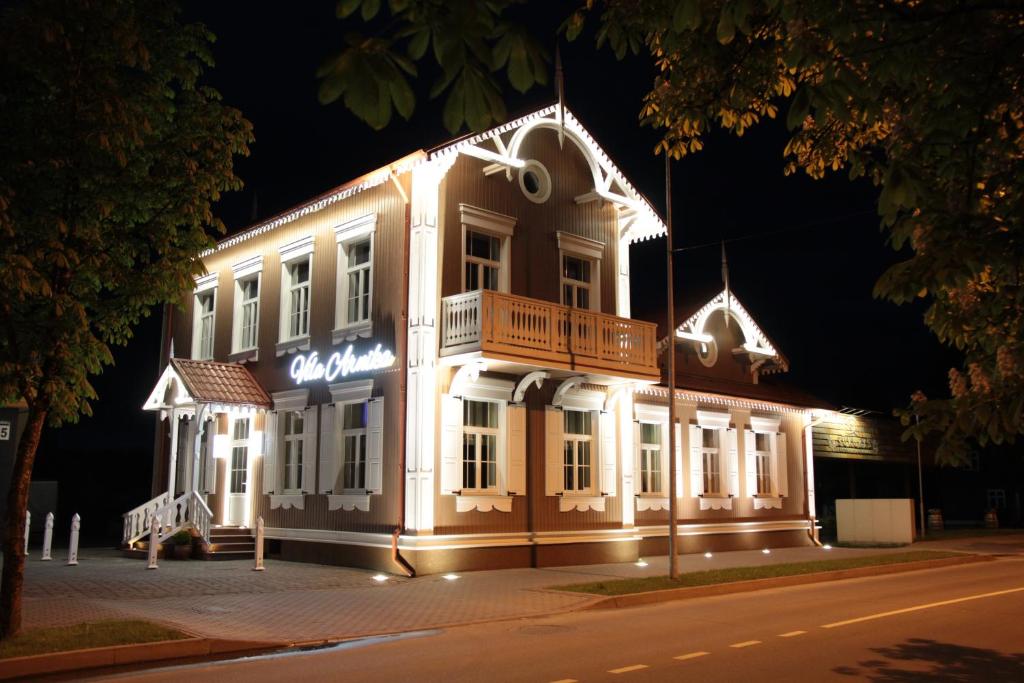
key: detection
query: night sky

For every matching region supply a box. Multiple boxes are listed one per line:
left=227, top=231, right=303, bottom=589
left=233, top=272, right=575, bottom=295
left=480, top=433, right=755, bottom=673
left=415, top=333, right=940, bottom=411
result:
left=33, top=3, right=957, bottom=535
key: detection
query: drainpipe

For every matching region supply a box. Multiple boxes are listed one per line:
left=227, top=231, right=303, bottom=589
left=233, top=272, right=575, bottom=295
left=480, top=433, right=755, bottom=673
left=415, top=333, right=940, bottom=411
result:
left=392, top=182, right=415, bottom=578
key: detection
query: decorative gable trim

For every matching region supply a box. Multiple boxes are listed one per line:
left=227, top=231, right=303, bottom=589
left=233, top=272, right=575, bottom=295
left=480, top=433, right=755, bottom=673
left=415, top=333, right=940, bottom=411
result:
left=674, top=289, right=789, bottom=374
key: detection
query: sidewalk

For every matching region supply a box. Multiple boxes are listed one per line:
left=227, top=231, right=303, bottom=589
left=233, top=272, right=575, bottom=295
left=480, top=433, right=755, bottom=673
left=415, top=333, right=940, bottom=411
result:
left=12, top=533, right=1024, bottom=646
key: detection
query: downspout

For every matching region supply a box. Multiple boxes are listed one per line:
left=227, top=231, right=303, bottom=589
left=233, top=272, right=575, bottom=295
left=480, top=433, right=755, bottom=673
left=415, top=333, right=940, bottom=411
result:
left=392, top=177, right=415, bottom=578
left=802, top=412, right=827, bottom=546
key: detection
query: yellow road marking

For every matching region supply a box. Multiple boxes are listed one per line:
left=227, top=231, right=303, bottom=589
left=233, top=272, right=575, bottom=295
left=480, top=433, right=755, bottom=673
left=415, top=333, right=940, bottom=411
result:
left=822, top=586, right=1024, bottom=629
left=608, top=664, right=649, bottom=674
left=549, top=680, right=578, bottom=683
left=674, top=651, right=710, bottom=661
left=779, top=630, right=806, bottom=638
left=730, top=640, right=761, bottom=648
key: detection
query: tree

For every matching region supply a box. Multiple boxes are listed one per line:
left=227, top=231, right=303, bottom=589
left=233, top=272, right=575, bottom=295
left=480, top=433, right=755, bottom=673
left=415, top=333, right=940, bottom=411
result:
left=321, top=0, right=1024, bottom=463
left=0, top=0, right=252, bottom=638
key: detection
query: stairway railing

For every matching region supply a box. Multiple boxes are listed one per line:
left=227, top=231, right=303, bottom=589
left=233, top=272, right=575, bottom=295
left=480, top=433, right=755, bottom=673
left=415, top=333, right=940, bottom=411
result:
left=122, top=492, right=171, bottom=546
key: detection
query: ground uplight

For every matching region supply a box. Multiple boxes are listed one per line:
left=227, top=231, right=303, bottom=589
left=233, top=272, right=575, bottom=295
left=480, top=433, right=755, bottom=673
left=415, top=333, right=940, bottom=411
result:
left=762, top=548, right=771, bottom=555
left=443, top=573, right=460, bottom=581
left=635, top=559, right=648, bottom=567
left=703, top=552, right=713, bottom=559
left=372, top=574, right=388, bottom=583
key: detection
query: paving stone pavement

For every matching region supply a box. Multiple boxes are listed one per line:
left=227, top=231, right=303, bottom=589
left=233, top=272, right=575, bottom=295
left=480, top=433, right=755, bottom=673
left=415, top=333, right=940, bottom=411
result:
left=9, top=535, right=1022, bottom=645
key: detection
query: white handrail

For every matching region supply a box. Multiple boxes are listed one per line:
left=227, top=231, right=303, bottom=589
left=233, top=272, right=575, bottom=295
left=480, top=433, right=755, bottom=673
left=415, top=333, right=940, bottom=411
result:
left=152, top=491, right=213, bottom=544
left=122, top=492, right=171, bottom=546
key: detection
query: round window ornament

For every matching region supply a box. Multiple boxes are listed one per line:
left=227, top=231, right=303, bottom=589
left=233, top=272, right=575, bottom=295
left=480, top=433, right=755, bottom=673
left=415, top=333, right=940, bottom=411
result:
left=518, top=160, right=551, bottom=203
left=697, top=338, right=718, bottom=368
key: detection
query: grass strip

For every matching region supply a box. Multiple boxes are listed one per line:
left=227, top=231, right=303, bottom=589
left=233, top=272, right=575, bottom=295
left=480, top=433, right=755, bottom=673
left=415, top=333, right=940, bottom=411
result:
left=0, top=620, right=189, bottom=660
left=557, top=550, right=964, bottom=596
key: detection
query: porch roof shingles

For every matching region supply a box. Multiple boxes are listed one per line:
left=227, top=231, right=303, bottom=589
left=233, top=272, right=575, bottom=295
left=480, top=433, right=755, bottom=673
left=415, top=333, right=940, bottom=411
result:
left=169, top=358, right=272, bottom=408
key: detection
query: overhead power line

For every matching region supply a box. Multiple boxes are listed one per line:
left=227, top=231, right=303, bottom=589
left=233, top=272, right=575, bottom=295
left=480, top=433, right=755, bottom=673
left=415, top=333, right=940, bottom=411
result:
left=672, top=208, right=876, bottom=253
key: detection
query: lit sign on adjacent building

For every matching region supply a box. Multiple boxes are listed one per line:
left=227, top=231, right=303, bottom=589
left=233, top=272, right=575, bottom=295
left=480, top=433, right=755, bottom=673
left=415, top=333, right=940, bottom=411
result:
left=289, top=344, right=396, bottom=385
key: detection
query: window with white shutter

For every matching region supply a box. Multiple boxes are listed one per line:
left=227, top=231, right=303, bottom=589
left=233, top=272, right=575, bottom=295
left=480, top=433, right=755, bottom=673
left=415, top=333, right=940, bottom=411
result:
left=749, top=415, right=786, bottom=509
left=191, top=273, right=218, bottom=361
left=694, top=410, right=733, bottom=510
left=334, top=214, right=377, bottom=343
left=441, top=373, right=515, bottom=512
left=268, top=389, right=314, bottom=509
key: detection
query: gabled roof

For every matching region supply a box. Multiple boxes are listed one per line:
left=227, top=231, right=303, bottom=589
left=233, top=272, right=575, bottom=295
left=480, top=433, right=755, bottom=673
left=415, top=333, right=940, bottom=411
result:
left=143, top=358, right=271, bottom=411
left=201, top=104, right=666, bottom=257
left=673, top=288, right=790, bottom=374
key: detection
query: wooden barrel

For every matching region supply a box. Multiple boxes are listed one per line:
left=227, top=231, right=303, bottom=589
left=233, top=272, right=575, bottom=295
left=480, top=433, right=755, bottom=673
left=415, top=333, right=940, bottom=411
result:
left=927, top=508, right=944, bottom=531
left=984, top=509, right=999, bottom=529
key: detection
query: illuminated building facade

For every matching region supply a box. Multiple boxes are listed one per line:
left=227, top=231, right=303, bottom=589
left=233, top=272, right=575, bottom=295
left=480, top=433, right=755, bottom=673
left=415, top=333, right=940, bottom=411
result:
left=128, top=105, right=828, bottom=572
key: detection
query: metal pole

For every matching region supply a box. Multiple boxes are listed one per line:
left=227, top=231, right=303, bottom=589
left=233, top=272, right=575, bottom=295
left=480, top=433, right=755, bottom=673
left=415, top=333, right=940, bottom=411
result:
left=665, top=154, right=678, bottom=579
left=915, top=415, right=925, bottom=539
left=23, top=509, right=30, bottom=557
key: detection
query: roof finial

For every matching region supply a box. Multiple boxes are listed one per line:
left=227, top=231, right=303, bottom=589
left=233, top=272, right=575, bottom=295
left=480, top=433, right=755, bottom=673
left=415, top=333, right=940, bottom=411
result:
left=555, top=42, right=565, bottom=149
left=721, top=240, right=730, bottom=328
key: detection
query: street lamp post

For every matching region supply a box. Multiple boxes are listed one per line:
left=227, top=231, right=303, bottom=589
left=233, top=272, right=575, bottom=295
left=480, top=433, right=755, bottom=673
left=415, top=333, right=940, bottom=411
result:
left=665, top=155, right=678, bottom=579
left=915, top=414, right=926, bottom=539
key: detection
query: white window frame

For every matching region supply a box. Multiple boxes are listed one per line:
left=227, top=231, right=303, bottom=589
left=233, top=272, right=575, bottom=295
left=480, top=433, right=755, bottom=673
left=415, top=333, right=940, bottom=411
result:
left=749, top=414, right=783, bottom=502
left=277, top=236, right=314, bottom=356
left=556, top=232, right=603, bottom=312
left=266, top=388, right=316, bottom=510
left=230, top=255, right=263, bottom=361
left=324, top=378, right=379, bottom=512
left=229, top=417, right=250, bottom=495
left=562, top=409, right=595, bottom=495
left=281, top=409, right=305, bottom=494
left=700, top=427, right=722, bottom=496
left=333, top=214, right=376, bottom=344
left=633, top=402, right=670, bottom=507
left=339, top=401, right=369, bottom=492
left=461, top=398, right=503, bottom=494
left=191, top=274, right=218, bottom=360
left=460, top=204, right=515, bottom=293
left=694, top=410, right=732, bottom=510
left=638, top=422, right=664, bottom=495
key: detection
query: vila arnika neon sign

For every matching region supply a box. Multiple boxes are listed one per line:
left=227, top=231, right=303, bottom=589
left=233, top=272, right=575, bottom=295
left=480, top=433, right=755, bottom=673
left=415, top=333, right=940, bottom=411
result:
left=289, top=344, right=396, bottom=385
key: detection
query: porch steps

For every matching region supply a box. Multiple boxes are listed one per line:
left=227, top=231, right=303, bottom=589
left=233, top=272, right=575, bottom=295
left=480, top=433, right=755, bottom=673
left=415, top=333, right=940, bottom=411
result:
left=200, top=527, right=255, bottom=561
left=121, top=527, right=255, bottom=561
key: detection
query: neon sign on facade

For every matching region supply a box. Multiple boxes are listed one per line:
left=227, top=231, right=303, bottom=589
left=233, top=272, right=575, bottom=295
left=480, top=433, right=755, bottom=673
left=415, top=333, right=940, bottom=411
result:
left=290, top=344, right=396, bottom=385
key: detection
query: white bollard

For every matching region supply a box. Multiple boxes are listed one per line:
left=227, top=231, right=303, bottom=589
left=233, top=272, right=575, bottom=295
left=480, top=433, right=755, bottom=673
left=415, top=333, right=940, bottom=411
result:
left=147, top=517, right=159, bottom=570
left=66, top=513, right=80, bottom=566
left=253, top=516, right=265, bottom=572
left=41, top=512, right=53, bottom=561
left=23, top=510, right=30, bottom=556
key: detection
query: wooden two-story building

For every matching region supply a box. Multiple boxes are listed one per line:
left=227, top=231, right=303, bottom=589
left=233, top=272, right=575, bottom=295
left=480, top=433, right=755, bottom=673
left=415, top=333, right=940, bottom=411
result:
left=128, top=105, right=825, bottom=573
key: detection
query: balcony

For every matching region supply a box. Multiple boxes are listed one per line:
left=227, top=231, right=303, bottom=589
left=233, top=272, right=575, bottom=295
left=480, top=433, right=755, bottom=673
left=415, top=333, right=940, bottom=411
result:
left=440, top=290, right=660, bottom=381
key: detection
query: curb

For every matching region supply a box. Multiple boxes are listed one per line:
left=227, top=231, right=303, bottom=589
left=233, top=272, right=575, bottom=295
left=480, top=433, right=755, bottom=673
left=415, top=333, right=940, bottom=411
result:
left=580, top=554, right=993, bottom=610
left=0, top=636, right=286, bottom=681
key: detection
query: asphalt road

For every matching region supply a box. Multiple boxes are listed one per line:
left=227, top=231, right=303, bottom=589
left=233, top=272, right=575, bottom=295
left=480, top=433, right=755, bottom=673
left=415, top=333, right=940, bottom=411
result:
left=91, top=558, right=1024, bottom=682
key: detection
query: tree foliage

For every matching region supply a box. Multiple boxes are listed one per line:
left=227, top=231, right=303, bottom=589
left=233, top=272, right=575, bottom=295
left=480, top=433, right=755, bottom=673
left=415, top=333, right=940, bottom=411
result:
left=0, top=0, right=252, bottom=637
left=324, top=0, right=1024, bottom=464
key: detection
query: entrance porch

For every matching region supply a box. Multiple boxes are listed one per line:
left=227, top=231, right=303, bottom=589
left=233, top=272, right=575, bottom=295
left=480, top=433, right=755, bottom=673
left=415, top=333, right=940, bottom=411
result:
left=124, top=358, right=272, bottom=558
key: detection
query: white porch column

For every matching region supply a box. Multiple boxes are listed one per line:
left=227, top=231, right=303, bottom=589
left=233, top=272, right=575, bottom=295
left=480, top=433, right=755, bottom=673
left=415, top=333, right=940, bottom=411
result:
left=616, top=232, right=632, bottom=318
left=190, top=405, right=209, bottom=496
left=804, top=412, right=817, bottom=520
left=404, top=159, right=449, bottom=532
left=166, top=407, right=179, bottom=499
left=619, top=389, right=635, bottom=528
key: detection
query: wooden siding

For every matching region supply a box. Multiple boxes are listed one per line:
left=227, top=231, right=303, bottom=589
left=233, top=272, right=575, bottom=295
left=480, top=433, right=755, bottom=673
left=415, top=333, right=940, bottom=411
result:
left=433, top=369, right=622, bottom=534
left=439, top=127, right=620, bottom=314
left=632, top=399, right=807, bottom=525
left=171, top=173, right=411, bottom=534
